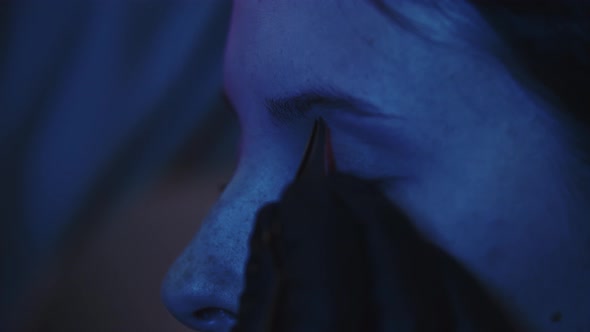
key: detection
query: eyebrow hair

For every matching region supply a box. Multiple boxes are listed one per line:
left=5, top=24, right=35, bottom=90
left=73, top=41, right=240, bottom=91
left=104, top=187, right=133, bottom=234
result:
left=264, top=87, right=387, bottom=125
left=221, top=87, right=398, bottom=126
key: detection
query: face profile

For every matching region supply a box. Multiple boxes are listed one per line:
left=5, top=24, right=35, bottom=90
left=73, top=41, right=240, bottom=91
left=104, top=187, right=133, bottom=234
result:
left=161, top=1, right=590, bottom=331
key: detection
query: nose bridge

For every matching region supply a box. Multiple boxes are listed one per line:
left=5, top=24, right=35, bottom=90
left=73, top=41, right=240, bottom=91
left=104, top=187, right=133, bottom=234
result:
left=161, top=163, right=293, bottom=330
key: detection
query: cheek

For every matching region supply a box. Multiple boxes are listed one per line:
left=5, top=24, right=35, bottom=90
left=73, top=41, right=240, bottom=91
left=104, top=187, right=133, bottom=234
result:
left=323, top=114, right=421, bottom=181
left=322, top=110, right=510, bottom=264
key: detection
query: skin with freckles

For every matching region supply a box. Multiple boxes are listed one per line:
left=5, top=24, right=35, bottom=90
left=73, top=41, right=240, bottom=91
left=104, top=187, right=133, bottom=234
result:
left=162, top=1, right=590, bottom=331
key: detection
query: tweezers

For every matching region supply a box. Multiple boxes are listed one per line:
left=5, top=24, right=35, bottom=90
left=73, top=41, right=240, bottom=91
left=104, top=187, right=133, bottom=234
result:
left=295, top=117, right=336, bottom=179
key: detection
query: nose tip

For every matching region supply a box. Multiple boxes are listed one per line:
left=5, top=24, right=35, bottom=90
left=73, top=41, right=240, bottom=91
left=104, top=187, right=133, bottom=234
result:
left=161, top=285, right=238, bottom=332
left=191, top=307, right=237, bottom=332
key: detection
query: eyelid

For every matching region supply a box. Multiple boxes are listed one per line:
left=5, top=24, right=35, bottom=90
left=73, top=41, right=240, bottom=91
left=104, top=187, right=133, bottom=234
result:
left=265, top=87, right=400, bottom=128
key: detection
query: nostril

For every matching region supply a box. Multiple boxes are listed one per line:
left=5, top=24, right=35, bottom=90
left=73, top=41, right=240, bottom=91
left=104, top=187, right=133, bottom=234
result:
left=161, top=268, right=240, bottom=331
left=190, top=307, right=237, bottom=332
left=193, top=307, right=236, bottom=322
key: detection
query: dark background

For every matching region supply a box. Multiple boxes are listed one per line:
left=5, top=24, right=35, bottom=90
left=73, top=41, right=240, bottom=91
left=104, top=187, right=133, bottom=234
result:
left=0, top=1, right=237, bottom=331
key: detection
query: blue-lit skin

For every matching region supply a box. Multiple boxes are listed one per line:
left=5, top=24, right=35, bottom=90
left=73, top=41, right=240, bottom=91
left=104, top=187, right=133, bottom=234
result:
left=162, top=1, right=590, bottom=331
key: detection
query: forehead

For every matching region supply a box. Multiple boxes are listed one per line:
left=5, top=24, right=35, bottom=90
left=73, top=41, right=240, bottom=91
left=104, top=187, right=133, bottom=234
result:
left=222, top=0, right=491, bottom=124
left=223, top=0, right=403, bottom=102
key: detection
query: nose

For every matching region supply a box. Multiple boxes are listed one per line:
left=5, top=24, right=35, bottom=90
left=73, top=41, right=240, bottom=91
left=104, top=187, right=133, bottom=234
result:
left=160, top=211, right=247, bottom=332
left=161, top=225, right=247, bottom=332
left=160, top=188, right=257, bottom=332
left=161, top=242, right=245, bottom=331
left=161, top=284, right=238, bottom=332
left=161, top=152, right=299, bottom=330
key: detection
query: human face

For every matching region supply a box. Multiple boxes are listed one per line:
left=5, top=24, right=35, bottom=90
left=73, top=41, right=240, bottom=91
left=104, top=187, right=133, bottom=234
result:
left=162, top=1, right=590, bottom=331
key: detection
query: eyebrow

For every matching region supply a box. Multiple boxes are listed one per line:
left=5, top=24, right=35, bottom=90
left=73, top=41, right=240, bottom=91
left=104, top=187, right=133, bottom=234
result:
left=222, top=87, right=397, bottom=126
left=264, top=87, right=386, bottom=125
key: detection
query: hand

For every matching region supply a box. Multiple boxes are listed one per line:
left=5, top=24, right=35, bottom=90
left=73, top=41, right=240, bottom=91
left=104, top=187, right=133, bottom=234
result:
left=233, top=117, right=518, bottom=331
left=232, top=172, right=519, bottom=332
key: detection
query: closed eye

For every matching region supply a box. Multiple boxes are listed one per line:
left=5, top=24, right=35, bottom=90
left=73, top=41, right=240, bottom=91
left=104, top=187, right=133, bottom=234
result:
left=263, top=86, right=395, bottom=126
